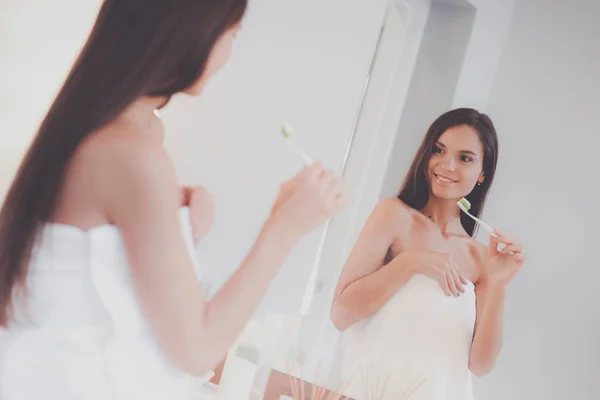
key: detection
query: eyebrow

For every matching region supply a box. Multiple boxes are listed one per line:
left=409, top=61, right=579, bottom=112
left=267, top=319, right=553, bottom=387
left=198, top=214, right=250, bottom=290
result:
left=436, top=140, right=480, bottom=157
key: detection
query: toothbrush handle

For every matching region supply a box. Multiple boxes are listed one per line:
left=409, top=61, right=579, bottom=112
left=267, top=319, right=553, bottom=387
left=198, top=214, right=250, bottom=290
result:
left=468, top=213, right=496, bottom=237
left=478, top=220, right=497, bottom=238
left=287, top=141, right=313, bottom=165
left=474, top=217, right=516, bottom=255
left=298, top=151, right=313, bottom=166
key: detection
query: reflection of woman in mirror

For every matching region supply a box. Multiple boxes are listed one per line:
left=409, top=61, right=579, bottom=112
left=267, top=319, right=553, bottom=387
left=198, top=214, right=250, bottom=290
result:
left=0, top=1, right=345, bottom=399
left=331, top=108, right=525, bottom=399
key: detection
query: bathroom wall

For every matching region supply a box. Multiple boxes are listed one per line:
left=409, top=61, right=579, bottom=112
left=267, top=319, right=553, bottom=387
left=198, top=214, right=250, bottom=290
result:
left=0, top=0, right=103, bottom=198
left=161, top=0, right=392, bottom=316
left=473, top=0, right=600, bottom=397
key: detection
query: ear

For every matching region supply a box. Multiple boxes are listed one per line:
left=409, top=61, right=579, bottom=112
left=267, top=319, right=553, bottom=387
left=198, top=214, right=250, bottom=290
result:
left=478, top=171, right=485, bottom=185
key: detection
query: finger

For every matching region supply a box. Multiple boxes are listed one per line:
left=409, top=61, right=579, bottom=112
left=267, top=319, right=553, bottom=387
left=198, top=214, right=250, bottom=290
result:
left=440, top=277, right=452, bottom=297
left=513, top=253, right=525, bottom=264
left=327, top=174, right=342, bottom=192
left=293, top=162, right=319, bottom=185
left=501, top=243, right=523, bottom=255
left=451, top=263, right=466, bottom=291
left=488, top=233, right=501, bottom=256
left=303, top=164, right=326, bottom=189
left=458, top=266, right=468, bottom=285
left=332, top=191, right=347, bottom=213
left=493, top=229, right=516, bottom=246
left=181, top=186, right=193, bottom=206
left=446, top=259, right=463, bottom=293
left=327, top=177, right=343, bottom=203
left=335, top=195, right=347, bottom=212
left=319, top=169, right=335, bottom=190
left=308, top=161, right=325, bottom=178
left=446, top=271, right=459, bottom=297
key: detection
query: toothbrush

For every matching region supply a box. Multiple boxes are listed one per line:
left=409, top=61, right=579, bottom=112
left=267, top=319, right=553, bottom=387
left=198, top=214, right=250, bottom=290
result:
left=457, top=198, right=514, bottom=255
left=281, top=123, right=313, bottom=165
left=457, top=198, right=497, bottom=238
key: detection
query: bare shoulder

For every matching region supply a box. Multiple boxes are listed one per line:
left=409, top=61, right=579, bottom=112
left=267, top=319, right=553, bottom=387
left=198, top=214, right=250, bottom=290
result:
left=373, top=197, right=415, bottom=231
left=75, top=122, right=179, bottom=222
left=80, top=121, right=169, bottom=170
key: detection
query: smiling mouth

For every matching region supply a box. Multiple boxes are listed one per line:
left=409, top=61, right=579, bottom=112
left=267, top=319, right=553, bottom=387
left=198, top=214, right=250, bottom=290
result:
left=434, top=173, right=457, bottom=184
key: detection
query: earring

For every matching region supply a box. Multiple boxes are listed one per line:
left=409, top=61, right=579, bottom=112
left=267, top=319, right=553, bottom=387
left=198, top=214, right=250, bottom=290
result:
left=477, top=182, right=481, bottom=186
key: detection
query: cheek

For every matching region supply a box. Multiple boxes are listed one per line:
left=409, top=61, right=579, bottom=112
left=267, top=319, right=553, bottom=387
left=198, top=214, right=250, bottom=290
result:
left=209, top=38, right=234, bottom=71
left=461, top=165, right=483, bottom=185
left=184, top=79, right=204, bottom=96
left=427, top=157, right=436, bottom=173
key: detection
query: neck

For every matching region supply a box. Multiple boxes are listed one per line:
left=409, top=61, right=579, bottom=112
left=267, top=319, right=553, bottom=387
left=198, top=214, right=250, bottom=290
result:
left=421, top=197, right=463, bottom=234
left=129, top=96, right=168, bottom=116
left=121, top=96, right=168, bottom=140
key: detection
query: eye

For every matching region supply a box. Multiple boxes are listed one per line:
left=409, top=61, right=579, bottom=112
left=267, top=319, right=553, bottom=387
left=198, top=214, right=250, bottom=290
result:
left=432, top=145, right=443, bottom=154
left=461, top=155, right=473, bottom=163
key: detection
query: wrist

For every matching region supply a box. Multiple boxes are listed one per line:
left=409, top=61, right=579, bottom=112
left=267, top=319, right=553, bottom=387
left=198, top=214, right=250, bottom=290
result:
left=262, top=214, right=301, bottom=250
left=479, top=279, right=507, bottom=299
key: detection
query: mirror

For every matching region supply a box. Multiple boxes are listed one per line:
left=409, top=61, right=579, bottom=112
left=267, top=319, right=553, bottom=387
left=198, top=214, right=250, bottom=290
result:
left=294, top=0, right=598, bottom=399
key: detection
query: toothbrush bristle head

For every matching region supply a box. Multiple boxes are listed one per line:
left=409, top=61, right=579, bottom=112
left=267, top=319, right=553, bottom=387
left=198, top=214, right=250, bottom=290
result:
left=281, top=123, right=293, bottom=138
left=457, top=197, right=471, bottom=211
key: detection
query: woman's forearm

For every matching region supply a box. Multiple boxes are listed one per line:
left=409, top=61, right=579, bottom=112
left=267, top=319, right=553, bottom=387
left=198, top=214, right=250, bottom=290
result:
left=198, top=216, right=299, bottom=370
left=469, top=283, right=506, bottom=376
left=331, top=252, right=415, bottom=331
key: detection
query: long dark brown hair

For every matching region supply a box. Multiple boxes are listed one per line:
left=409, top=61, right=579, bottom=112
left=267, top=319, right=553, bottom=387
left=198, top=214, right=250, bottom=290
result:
left=0, top=0, right=247, bottom=326
left=397, top=108, right=499, bottom=237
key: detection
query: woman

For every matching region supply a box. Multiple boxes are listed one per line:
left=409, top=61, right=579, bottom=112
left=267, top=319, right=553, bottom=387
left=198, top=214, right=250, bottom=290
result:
left=331, top=108, right=524, bottom=399
left=0, top=1, right=345, bottom=399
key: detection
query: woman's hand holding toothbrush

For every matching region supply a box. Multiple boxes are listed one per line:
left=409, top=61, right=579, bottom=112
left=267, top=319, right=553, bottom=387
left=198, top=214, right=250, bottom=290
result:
left=270, top=162, right=345, bottom=238
left=480, top=228, right=525, bottom=287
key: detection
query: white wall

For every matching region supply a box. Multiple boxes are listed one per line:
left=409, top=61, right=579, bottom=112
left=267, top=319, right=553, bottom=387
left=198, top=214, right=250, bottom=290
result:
left=162, top=0, right=391, bottom=316
left=473, top=0, right=600, bottom=398
left=451, top=0, right=518, bottom=109
left=0, top=0, right=102, bottom=198
left=380, top=1, right=476, bottom=199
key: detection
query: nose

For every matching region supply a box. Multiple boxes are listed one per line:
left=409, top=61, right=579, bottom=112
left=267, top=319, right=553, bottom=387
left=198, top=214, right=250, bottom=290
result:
left=441, top=155, right=457, bottom=172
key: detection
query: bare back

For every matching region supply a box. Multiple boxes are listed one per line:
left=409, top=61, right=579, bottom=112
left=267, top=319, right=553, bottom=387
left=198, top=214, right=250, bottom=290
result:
left=51, top=112, right=166, bottom=230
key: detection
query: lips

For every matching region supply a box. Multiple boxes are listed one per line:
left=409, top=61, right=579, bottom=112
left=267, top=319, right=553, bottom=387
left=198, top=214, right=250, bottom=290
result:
left=434, top=173, right=457, bottom=184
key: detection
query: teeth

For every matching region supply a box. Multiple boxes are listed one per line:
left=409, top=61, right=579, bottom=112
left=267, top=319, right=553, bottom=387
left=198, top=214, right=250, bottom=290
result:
left=436, top=174, right=455, bottom=183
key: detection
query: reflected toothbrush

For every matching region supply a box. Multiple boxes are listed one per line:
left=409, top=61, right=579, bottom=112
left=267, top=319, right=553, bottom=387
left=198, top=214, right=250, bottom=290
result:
left=457, top=197, right=514, bottom=254
left=281, top=123, right=313, bottom=165
left=457, top=198, right=496, bottom=237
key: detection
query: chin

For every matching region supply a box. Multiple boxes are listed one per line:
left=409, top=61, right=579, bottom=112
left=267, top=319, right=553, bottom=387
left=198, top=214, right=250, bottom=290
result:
left=430, top=184, right=464, bottom=201
left=431, top=189, right=458, bottom=200
left=183, top=79, right=207, bottom=96
left=183, top=86, right=204, bottom=97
